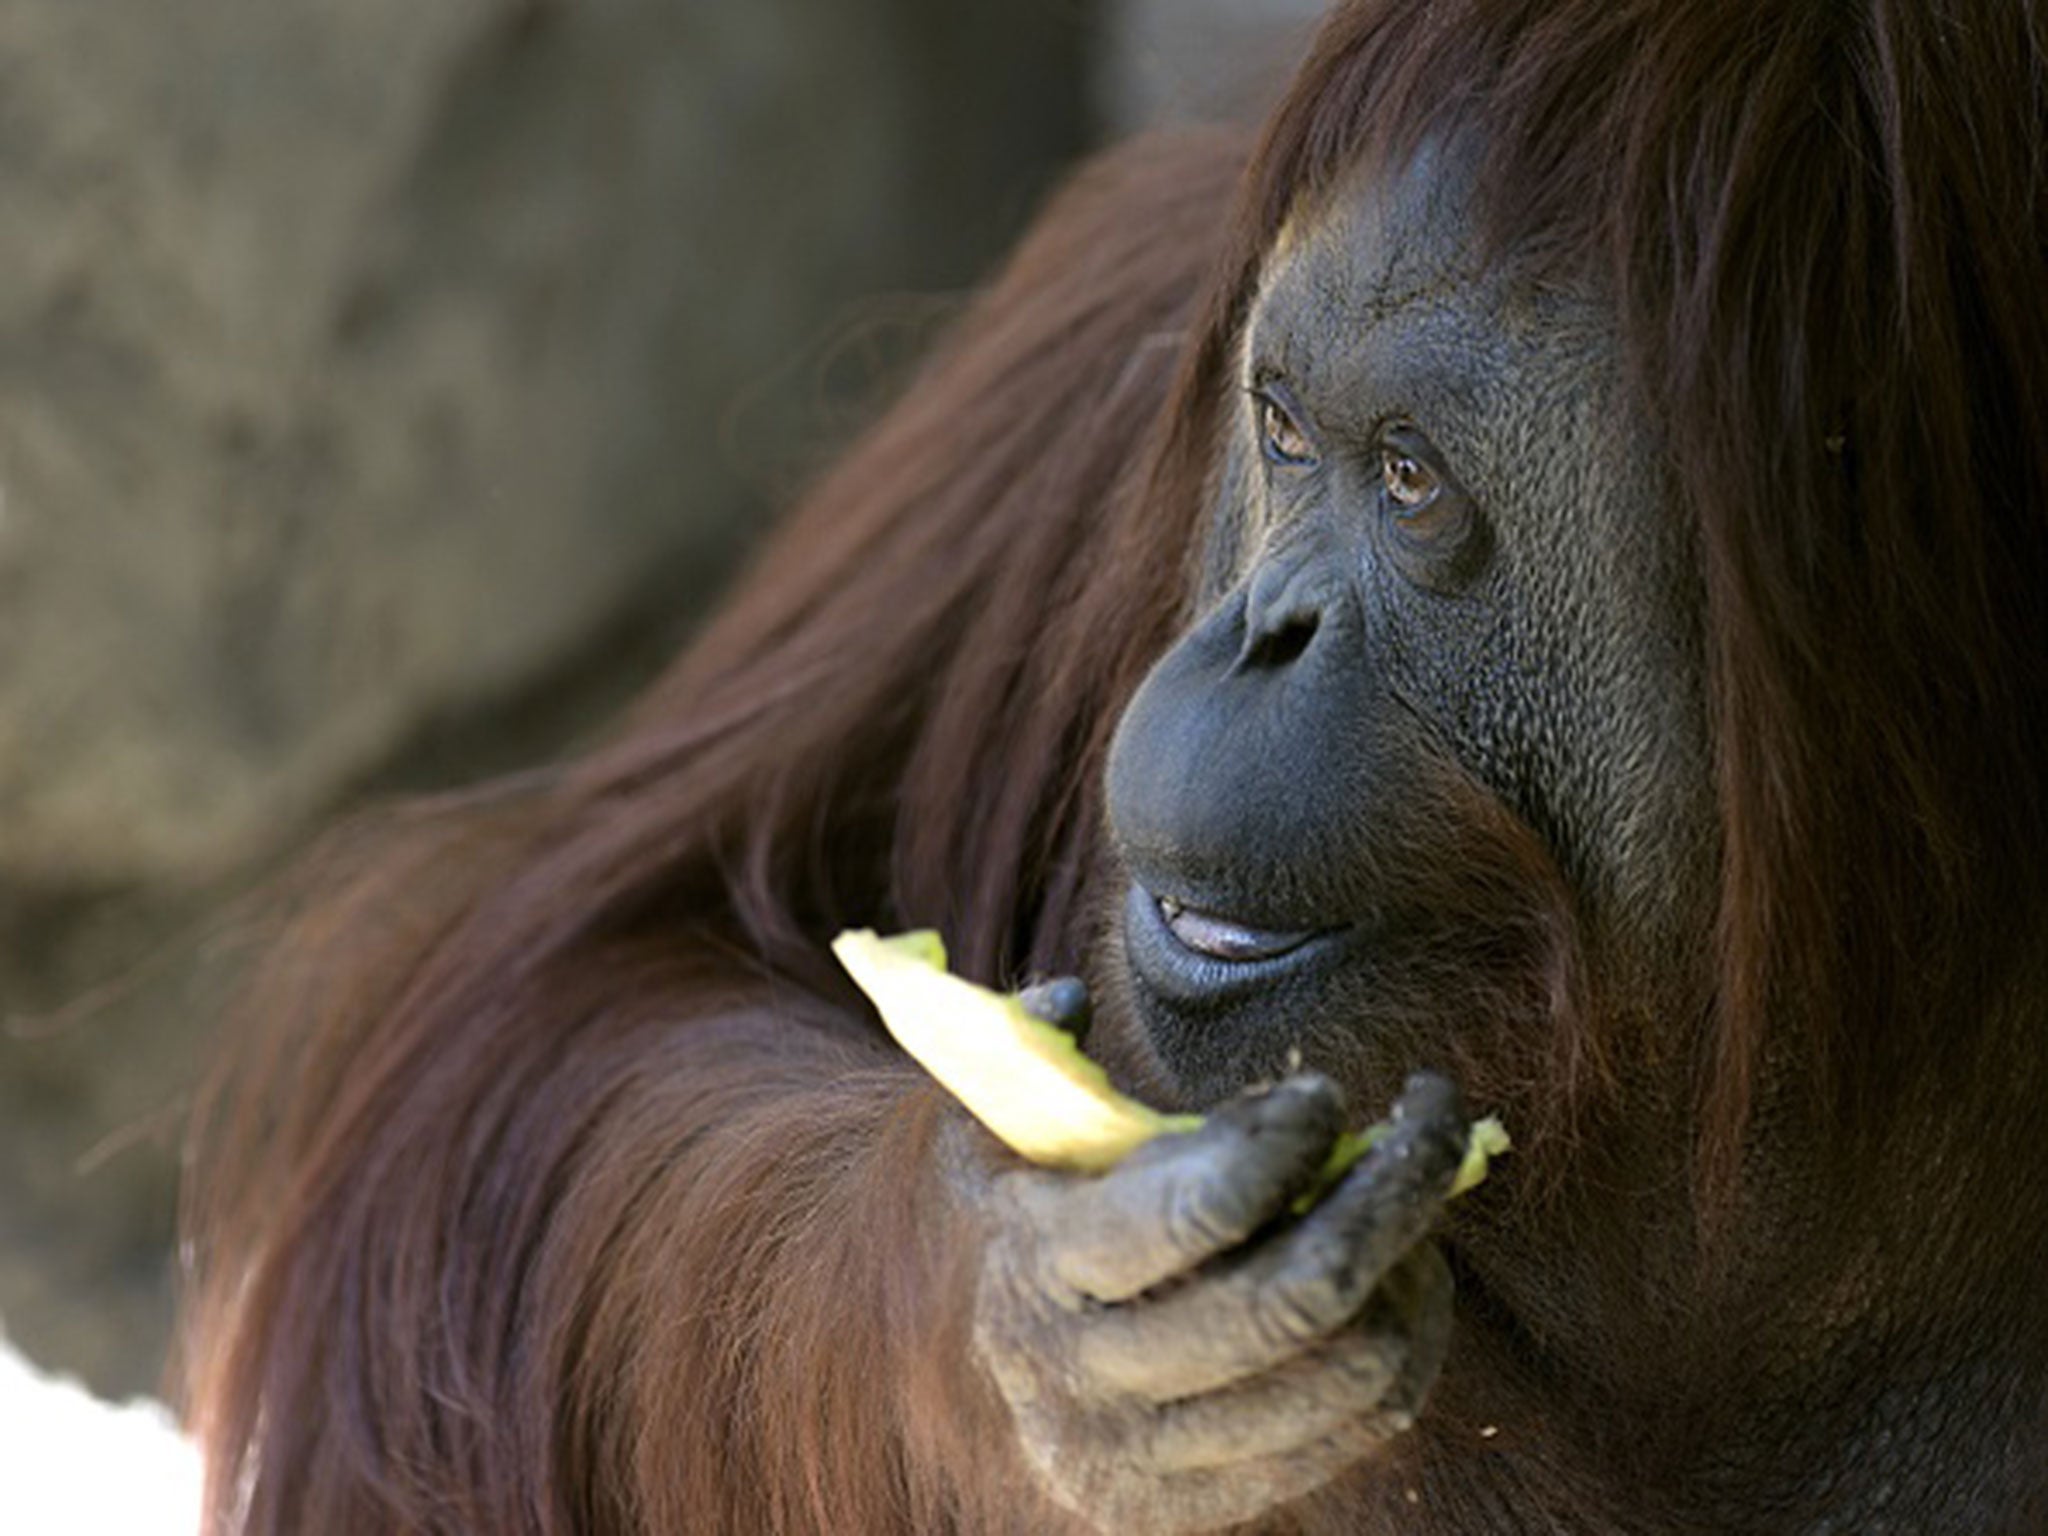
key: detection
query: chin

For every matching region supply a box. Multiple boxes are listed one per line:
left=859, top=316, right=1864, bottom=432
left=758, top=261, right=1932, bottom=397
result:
left=1114, top=877, right=1390, bottom=1109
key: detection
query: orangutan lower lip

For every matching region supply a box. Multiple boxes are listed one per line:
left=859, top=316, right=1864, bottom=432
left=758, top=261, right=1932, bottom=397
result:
left=1155, top=895, right=1320, bottom=963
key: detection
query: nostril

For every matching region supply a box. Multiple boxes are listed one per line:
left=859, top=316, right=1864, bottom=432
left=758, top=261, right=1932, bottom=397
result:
left=1238, top=608, right=1319, bottom=672
left=1236, top=550, right=1328, bottom=673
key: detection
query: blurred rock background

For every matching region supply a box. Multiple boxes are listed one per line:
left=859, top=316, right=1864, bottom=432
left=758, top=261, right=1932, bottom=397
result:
left=0, top=0, right=1325, bottom=1399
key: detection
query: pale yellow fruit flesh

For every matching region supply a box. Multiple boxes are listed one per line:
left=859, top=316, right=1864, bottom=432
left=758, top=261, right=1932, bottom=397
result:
left=832, top=928, right=1200, bottom=1173
left=833, top=927, right=1508, bottom=1192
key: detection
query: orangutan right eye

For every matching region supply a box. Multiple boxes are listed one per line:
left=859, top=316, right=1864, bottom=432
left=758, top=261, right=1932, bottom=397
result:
left=1254, top=388, right=1319, bottom=469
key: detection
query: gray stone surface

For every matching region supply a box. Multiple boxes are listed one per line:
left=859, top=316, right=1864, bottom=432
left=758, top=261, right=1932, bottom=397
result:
left=0, top=0, right=1086, bottom=1395
left=0, top=0, right=1080, bottom=886
left=1098, top=0, right=1329, bottom=132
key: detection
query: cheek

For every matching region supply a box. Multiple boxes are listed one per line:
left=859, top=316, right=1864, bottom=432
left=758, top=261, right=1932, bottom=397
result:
left=1381, top=535, right=1716, bottom=969
left=1380, top=567, right=1596, bottom=901
left=1374, top=565, right=1526, bottom=763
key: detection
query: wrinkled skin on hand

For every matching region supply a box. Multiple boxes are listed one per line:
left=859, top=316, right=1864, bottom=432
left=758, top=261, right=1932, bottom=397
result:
left=964, top=983, right=1464, bottom=1536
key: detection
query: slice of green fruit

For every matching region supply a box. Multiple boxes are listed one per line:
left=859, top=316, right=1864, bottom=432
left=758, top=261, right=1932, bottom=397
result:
left=832, top=927, right=1508, bottom=1193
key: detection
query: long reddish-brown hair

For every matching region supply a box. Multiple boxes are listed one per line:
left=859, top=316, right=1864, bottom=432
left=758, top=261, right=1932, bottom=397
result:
left=183, top=129, right=1247, bottom=1532
left=182, top=1, right=2048, bottom=1529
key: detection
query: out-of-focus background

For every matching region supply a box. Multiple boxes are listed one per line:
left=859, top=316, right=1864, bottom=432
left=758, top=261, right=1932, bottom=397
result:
left=0, top=0, right=1326, bottom=1424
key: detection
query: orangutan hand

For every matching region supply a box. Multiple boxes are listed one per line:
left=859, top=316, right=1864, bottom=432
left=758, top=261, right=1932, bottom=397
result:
left=968, top=982, right=1463, bottom=1535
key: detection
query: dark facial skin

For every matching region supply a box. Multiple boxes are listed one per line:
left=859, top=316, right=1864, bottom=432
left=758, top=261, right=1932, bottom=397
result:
left=1106, top=146, right=1716, bottom=1111
left=965, top=149, right=2048, bottom=1534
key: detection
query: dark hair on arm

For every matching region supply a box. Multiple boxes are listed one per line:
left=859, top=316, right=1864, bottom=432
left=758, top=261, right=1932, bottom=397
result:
left=179, top=129, right=1249, bottom=1536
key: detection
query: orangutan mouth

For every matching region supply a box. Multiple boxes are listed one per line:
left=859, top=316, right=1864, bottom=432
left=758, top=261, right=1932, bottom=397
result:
left=1154, top=894, right=1322, bottom=964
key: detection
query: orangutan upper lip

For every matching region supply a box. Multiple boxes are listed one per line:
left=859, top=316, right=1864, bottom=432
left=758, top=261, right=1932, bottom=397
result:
left=1155, top=894, right=1320, bottom=963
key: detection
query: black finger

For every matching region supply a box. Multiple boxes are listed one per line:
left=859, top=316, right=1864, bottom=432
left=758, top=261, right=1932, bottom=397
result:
left=1075, top=1074, right=1466, bottom=1400
left=1139, top=1317, right=1412, bottom=1473
left=1375, top=1243, right=1455, bottom=1418
left=1020, top=1074, right=1344, bottom=1304
left=1298, top=1072, right=1468, bottom=1285
left=1078, top=1419, right=1394, bottom=1536
left=1016, top=976, right=1091, bottom=1036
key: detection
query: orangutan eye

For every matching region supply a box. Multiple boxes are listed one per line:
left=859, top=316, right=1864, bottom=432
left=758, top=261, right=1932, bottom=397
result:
left=1380, top=441, right=1442, bottom=517
left=1255, top=390, right=1319, bottom=469
left=1373, top=422, right=1488, bottom=590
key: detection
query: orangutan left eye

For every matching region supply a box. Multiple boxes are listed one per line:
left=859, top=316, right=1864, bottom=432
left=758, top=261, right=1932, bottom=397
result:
left=1381, top=444, right=1442, bottom=516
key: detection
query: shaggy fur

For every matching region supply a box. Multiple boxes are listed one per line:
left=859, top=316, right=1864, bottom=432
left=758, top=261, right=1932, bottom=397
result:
left=181, top=2, right=2048, bottom=1530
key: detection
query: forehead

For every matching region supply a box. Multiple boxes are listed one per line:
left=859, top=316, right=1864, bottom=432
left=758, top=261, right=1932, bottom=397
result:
left=1247, top=143, right=1488, bottom=357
